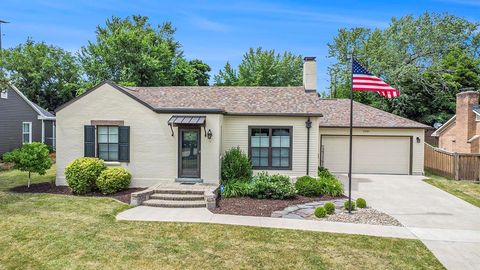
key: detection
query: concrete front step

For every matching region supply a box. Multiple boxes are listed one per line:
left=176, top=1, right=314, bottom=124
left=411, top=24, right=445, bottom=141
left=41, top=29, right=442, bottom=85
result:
left=150, top=193, right=204, bottom=201
left=153, top=189, right=204, bottom=195
left=142, top=199, right=206, bottom=208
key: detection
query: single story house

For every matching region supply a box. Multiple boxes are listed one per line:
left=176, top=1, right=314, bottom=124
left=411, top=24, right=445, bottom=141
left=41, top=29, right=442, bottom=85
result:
left=55, top=57, right=429, bottom=187
left=432, top=91, right=480, bottom=153
left=0, top=84, right=56, bottom=156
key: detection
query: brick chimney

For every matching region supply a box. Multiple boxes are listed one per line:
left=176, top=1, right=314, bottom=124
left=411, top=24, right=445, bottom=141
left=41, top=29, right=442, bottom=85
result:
left=303, top=57, right=317, bottom=92
left=455, top=91, right=479, bottom=152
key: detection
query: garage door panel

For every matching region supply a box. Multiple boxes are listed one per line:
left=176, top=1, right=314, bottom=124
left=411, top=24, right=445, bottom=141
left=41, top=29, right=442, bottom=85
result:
left=322, top=136, right=410, bottom=174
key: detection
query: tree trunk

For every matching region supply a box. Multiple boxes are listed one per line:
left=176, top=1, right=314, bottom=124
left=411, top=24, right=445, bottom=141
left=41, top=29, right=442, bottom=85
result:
left=28, top=171, right=31, bottom=188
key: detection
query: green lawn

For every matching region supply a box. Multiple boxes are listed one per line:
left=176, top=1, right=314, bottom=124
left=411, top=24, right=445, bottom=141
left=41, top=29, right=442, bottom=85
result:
left=0, top=168, right=444, bottom=269
left=425, top=173, right=480, bottom=208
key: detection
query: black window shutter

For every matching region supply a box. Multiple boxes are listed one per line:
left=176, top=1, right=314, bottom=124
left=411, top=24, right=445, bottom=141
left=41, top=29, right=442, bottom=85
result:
left=119, top=126, right=130, bottom=162
left=84, top=125, right=95, bottom=157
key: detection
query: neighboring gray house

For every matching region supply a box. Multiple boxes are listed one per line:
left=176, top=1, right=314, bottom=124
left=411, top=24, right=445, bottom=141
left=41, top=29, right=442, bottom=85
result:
left=0, top=84, right=56, bottom=156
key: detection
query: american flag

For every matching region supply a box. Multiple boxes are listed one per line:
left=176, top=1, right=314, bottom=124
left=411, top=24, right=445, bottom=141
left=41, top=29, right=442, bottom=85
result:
left=352, top=58, right=399, bottom=98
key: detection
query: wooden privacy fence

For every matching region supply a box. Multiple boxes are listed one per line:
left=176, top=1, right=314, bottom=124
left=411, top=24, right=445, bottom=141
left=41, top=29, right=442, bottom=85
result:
left=424, top=143, right=480, bottom=180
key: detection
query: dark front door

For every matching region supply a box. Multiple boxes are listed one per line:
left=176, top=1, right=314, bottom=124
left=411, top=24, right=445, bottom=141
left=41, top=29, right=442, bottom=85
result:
left=178, top=128, right=201, bottom=178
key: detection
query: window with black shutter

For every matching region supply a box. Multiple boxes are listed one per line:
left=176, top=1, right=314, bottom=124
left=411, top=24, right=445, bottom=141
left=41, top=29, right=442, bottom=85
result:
left=84, top=125, right=96, bottom=157
left=84, top=125, right=130, bottom=162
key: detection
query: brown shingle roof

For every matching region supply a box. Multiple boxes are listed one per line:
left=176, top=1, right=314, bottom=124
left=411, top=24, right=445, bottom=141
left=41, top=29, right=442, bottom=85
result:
left=317, top=99, right=430, bottom=129
left=57, top=81, right=428, bottom=129
left=124, top=86, right=322, bottom=115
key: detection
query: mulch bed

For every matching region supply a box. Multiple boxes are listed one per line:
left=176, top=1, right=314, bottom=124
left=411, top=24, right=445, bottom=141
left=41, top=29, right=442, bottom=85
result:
left=9, top=183, right=145, bottom=204
left=210, top=195, right=347, bottom=217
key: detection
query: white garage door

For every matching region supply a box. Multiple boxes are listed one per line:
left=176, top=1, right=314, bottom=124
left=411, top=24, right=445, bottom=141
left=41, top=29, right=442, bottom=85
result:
left=321, top=136, right=411, bottom=174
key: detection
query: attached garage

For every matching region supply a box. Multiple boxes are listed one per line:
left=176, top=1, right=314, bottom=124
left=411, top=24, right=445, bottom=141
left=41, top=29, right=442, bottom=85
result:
left=321, top=135, right=412, bottom=174
left=317, top=99, right=430, bottom=175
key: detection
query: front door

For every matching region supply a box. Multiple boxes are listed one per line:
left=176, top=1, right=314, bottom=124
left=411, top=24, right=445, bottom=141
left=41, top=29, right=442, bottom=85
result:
left=178, top=128, right=201, bottom=178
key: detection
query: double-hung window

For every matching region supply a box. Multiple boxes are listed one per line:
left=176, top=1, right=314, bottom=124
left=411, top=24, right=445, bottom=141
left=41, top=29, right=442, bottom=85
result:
left=250, top=127, right=292, bottom=169
left=22, top=122, right=32, bottom=144
left=97, top=126, right=119, bottom=161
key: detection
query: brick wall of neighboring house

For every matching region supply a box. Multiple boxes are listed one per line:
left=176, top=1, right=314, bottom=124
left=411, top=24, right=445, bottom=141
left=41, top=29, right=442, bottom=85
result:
left=438, top=121, right=457, bottom=151
left=455, top=91, right=479, bottom=153
left=438, top=91, right=480, bottom=153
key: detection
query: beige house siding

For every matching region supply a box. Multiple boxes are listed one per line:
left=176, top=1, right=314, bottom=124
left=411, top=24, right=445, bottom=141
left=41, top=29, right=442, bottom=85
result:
left=319, top=127, right=425, bottom=175
left=56, top=84, right=223, bottom=187
left=222, top=115, right=319, bottom=177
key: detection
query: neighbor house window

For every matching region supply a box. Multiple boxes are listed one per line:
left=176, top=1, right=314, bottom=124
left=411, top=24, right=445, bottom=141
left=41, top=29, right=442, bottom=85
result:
left=22, top=122, right=32, bottom=144
left=97, top=126, right=119, bottom=161
left=249, top=127, right=292, bottom=169
left=0, top=90, right=7, bottom=99
left=476, top=114, right=480, bottom=122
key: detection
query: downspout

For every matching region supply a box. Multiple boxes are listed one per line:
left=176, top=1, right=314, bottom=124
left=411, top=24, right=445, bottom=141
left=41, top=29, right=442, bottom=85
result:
left=305, top=117, right=312, bottom=175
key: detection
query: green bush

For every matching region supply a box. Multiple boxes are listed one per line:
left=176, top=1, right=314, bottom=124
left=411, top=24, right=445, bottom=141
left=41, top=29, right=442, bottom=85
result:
left=65, top=157, right=106, bottom=194
left=324, top=202, right=335, bottom=215
left=96, top=167, right=132, bottom=194
left=344, top=200, right=356, bottom=211
left=222, top=182, right=252, bottom=198
left=221, top=147, right=252, bottom=184
left=249, top=172, right=297, bottom=199
left=314, top=206, right=327, bottom=218
left=356, top=198, right=367, bottom=208
left=319, top=176, right=344, bottom=197
left=295, top=176, right=322, bottom=196
left=3, top=142, right=53, bottom=188
left=318, top=166, right=334, bottom=178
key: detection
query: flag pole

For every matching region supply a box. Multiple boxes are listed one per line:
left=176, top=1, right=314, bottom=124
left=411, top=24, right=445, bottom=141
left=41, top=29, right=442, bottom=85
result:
left=348, top=51, right=354, bottom=214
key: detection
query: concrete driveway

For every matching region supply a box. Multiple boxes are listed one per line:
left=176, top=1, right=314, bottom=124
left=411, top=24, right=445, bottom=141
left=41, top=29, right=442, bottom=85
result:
left=337, top=174, right=480, bottom=270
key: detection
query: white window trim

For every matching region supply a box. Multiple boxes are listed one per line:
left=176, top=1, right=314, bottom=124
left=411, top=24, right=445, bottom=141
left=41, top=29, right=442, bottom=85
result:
left=22, top=122, right=32, bottom=144
left=52, top=122, right=56, bottom=150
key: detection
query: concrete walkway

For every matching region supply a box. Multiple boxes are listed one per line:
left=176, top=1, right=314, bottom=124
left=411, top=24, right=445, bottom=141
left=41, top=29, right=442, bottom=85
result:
left=117, top=206, right=416, bottom=239
left=337, top=174, right=480, bottom=270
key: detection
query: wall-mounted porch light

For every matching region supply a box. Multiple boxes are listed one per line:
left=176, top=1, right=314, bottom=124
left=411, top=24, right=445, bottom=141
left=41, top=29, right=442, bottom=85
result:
left=416, top=137, right=421, bottom=143
left=207, top=129, right=213, bottom=140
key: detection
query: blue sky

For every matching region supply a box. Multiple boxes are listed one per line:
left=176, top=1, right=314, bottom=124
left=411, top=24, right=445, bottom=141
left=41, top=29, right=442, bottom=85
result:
left=1, top=0, right=479, bottom=93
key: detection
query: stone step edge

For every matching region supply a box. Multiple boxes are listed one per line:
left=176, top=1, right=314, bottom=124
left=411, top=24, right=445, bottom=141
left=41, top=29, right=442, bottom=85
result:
left=149, top=194, right=205, bottom=201
left=142, top=199, right=207, bottom=208
left=153, top=189, right=205, bottom=195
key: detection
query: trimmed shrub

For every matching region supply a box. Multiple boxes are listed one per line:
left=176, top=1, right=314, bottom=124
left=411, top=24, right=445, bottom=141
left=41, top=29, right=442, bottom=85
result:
left=324, top=202, right=335, bottom=215
left=344, top=200, right=356, bottom=211
left=318, top=166, right=334, bottom=179
left=249, top=172, right=297, bottom=199
left=222, top=182, right=252, bottom=198
left=65, top=157, right=105, bottom=194
left=319, top=176, right=344, bottom=197
left=295, top=176, right=322, bottom=196
left=96, top=167, right=132, bottom=195
left=314, top=206, right=327, bottom=218
left=356, top=198, right=367, bottom=208
left=221, top=147, right=252, bottom=184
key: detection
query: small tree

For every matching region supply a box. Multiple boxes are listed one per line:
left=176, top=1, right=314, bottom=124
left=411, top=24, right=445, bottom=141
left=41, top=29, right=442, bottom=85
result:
left=221, top=147, right=252, bottom=184
left=3, top=142, right=52, bottom=188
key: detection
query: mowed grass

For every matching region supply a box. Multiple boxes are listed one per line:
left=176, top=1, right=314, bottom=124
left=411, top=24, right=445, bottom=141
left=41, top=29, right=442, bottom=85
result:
left=0, top=169, right=444, bottom=269
left=425, top=173, right=480, bottom=208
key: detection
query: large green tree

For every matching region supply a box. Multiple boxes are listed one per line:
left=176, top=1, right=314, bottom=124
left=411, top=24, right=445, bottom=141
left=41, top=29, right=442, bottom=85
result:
left=214, top=47, right=303, bottom=86
left=79, top=15, right=210, bottom=88
left=327, top=13, right=480, bottom=125
left=1, top=39, right=82, bottom=111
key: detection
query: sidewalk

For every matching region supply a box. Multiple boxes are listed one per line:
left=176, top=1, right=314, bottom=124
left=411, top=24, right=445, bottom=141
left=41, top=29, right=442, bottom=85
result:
left=116, top=206, right=416, bottom=239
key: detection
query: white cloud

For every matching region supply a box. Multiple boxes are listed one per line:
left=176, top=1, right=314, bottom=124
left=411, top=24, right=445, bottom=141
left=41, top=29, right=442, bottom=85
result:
left=189, top=16, right=231, bottom=32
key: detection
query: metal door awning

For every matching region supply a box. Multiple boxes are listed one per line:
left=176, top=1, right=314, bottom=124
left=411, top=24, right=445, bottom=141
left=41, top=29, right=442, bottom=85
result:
left=168, top=115, right=206, bottom=136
